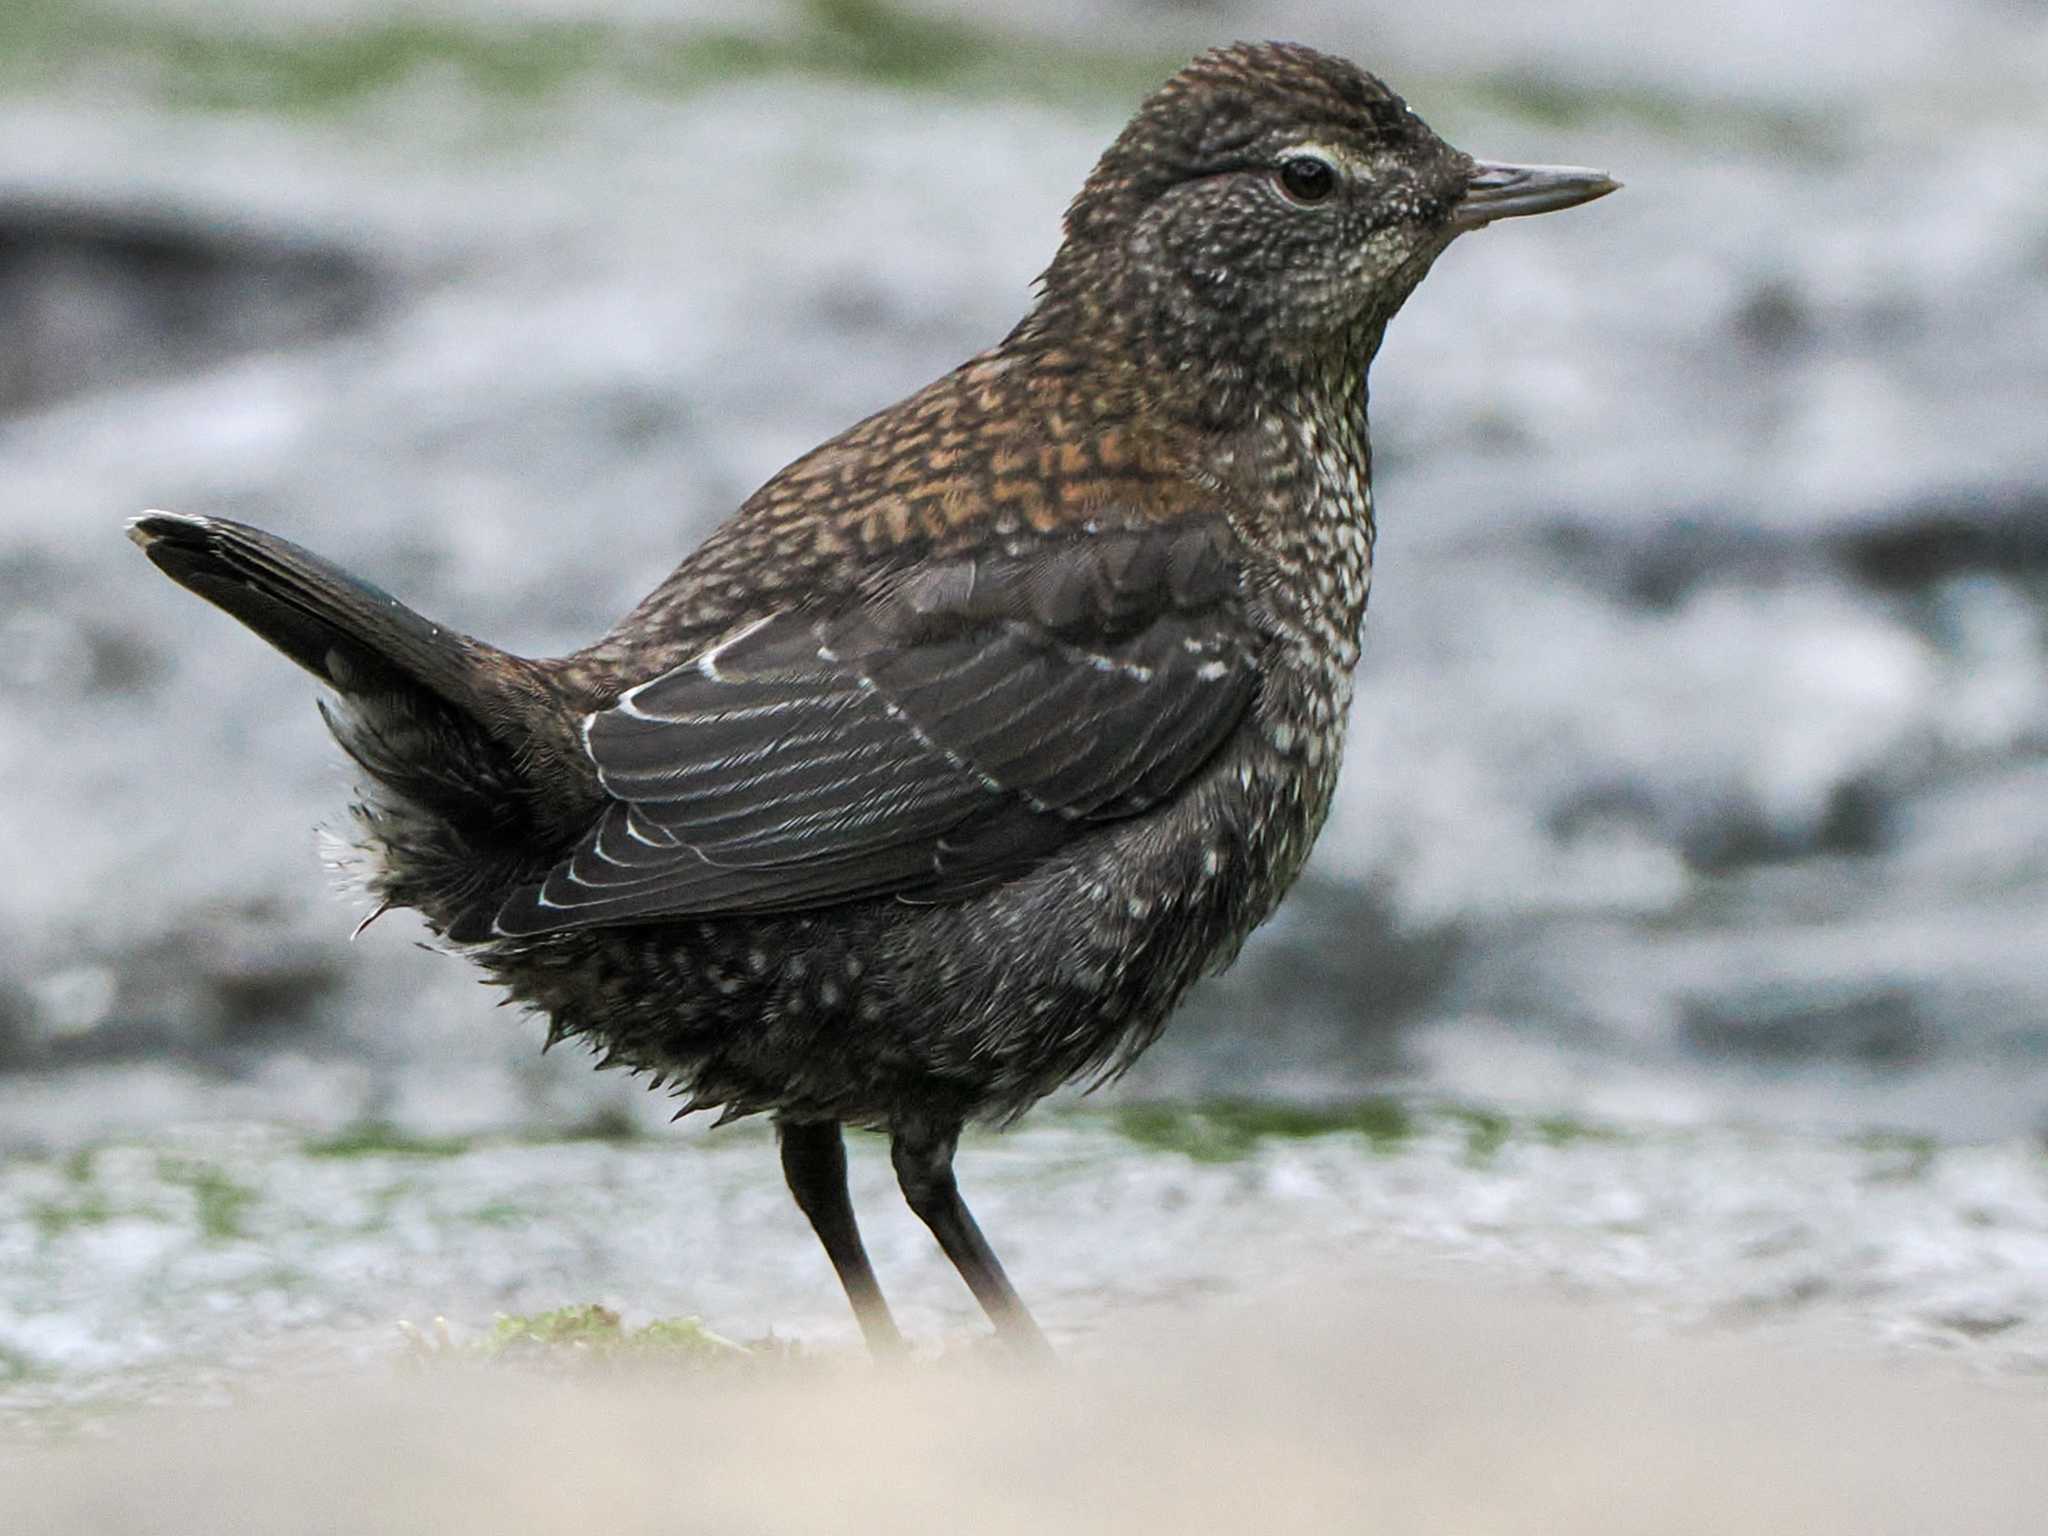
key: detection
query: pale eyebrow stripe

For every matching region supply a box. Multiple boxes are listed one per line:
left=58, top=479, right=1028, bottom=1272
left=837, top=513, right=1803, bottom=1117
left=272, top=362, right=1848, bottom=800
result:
left=1278, top=140, right=1368, bottom=176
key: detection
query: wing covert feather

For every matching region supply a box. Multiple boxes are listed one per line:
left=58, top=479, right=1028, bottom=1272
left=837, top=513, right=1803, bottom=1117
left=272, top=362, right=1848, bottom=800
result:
left=488, top=522, right=1255, bottom=936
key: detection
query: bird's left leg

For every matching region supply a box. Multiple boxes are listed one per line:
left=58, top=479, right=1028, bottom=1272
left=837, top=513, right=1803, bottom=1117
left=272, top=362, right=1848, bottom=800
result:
left=890, top=1115, right=1051, bottom=1359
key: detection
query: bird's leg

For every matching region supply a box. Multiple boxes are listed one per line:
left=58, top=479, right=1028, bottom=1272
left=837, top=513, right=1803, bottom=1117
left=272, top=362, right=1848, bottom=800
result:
left=890, top=1117, right=1051, bottom=1359
left=777, top=1118, right=905, bottom=1357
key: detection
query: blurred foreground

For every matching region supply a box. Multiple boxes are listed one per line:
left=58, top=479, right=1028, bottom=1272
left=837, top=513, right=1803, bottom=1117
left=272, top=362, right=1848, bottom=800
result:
left=5, top=1279, right=2046, bottom=1535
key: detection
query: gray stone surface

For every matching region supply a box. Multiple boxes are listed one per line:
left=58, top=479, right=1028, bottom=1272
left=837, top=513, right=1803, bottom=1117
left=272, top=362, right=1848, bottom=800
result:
left=2, top=1109, right=2044, bottom=1415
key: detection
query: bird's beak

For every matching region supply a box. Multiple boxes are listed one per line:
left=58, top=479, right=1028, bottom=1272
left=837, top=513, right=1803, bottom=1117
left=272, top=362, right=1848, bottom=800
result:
left=1451, top=160, right=1620, bottom=231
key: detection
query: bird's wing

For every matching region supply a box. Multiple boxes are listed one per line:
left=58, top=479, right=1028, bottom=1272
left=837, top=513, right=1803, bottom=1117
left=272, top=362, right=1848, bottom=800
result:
left=485, top=520, right=1256, bottom=936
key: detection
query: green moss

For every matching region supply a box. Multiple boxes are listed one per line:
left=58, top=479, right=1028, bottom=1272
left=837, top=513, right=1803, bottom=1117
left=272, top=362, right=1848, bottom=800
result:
left=0, top=0, right=1172, bottom=115
left=29, top=1192, right=112, bottom=1241
left=1444, top=71, right=1832, bottom=156
left=156, top=1158, right=256, bottom=1241
left=450, top=1304, right=748, bottom=1365
left=1854, top=1129, right=1937, bottom=1155
left=310, top=1108, right=649, bottom=1159
left=489, top=1303, right=627, bottom=1349
left=1114, top=1098, right=1415, bottom=1163
left=1113, top=1104, right=1236, bottom=1162
left=0, top=0, right=1829, bottom=161
left=1347, top=1097, right=1417, bottom=1147
left=549, top=1105, right=642, bottom=1144
left=351, top=1175, right=420, bottom=1235
left=796, top=0, right=992, bottom=87
left=1110, top=1098, right=1654, bottom=1166
left=238, top=1263, right=311, bottom=1295
left=1532, top=1113, right=1623, bottom=1147
left=305, top=1123, right=473, bottom=1160
left=469, top=1201, right=530, bottom=1228
left=0, top=4, right=610, bottom=110
left=628, top=1316, right=748, bottom=1355
left=1854, top=1131, right=1938, bottom=1183
left=1444, top=1105, right=1513, bottom=1164
left=0, top=1344, right=41, bottom=1384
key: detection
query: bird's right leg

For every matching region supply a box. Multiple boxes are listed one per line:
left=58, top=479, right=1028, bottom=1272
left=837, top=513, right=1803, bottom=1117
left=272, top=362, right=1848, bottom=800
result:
left=777, top=1118, right=905, bottom=1357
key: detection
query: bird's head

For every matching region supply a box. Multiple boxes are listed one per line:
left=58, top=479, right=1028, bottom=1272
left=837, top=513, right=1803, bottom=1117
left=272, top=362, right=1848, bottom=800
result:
left=1034, top=42, right=1616, bottom=400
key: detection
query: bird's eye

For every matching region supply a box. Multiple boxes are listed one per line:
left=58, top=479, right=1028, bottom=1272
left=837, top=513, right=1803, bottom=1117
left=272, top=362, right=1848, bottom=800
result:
left=1277, top=155, right=1338, bottom=205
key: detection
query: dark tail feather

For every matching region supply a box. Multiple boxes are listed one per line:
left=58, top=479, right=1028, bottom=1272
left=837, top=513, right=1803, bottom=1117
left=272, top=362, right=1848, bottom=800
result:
left=129, top=510, right=486, bottom=707
left=130, top=510, right=578, bottom=932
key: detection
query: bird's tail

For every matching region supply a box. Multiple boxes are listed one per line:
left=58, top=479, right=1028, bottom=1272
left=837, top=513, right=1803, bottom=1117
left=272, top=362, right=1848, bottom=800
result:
left=129, top=511, right=581, bottom=934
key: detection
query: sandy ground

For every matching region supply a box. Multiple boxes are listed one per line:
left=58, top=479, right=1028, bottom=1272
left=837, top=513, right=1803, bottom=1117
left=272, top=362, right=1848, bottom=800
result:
left=4, top=1280, right=2045, bottom=1535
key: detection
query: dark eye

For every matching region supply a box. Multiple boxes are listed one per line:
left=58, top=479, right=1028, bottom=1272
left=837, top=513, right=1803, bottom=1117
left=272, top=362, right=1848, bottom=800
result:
left=1277, top=155, right=1337, bottom=204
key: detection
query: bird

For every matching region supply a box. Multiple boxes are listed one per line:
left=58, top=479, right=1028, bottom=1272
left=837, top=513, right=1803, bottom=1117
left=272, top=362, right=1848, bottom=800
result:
left=130, top=41, right=1616, bottom=1357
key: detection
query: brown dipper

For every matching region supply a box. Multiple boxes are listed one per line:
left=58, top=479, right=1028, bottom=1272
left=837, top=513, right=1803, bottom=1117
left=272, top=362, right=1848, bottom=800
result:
left=132, top=41, right=1616, bottom=1355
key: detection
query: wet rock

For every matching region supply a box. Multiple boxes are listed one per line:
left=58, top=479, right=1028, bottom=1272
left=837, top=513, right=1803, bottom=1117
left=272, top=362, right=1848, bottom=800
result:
left=1836, top=493, right=2048, bottom=588
left=1538, top=517, right=1797, bottom=611
left=0, top=600, right=165, bottom=698
left=0, top=971, right=35, bottom=1071
left=8, top=914, right=346, bottom=1072
left=1731, top=276, right=1815, bottom=356
left=4, top=1108, right=2045, bottom=1413
left=1131, top=880, right=1464, bottom=1096
left=1680, top=981, right=1931, bottom=1067
left=0, top=199, right=384, bottom=417
left=1675, top=772, right=1892, bottom=871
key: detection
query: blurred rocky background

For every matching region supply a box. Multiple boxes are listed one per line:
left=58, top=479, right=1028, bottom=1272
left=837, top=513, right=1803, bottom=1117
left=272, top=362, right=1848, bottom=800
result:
left=7, top=0, right=2045, bottom=1146
left=3, top=0, right=2048, bottom=1420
